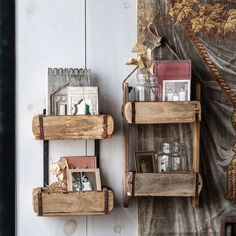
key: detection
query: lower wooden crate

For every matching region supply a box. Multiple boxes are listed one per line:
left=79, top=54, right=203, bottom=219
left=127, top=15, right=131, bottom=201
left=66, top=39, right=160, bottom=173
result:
left=126, top=172, right=202, bottom=197
left=32, top=187, right=114, bottom=216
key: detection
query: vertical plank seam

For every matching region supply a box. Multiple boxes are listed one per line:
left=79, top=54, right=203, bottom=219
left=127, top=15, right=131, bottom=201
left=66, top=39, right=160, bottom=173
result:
left=195, top=173, right=199, bottom=198
left=132, top=102, right=136, bottom=124
left=37, top=188, right=43, bottom=216
left=38, top=115, right=45, bottom=140
left=132, top=172, right=136, bottom=196
left=103, top=115, right=108, bottom=138
left=104, top=187, right=109, bottom=214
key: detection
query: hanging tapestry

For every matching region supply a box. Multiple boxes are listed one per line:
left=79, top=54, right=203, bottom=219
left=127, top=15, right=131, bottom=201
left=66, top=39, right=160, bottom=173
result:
left=137, top=0, right=236, bottom=235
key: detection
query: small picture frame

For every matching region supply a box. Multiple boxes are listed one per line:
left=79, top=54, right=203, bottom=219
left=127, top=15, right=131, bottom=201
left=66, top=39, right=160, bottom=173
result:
left=67, top=168, right=101, bottom=192
left=135, top=151, right=156, bottom=173
left=163, top=80, right=190, bottom=101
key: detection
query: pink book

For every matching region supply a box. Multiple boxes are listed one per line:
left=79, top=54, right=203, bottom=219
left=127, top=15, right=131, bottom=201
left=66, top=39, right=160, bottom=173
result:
left=62, top=156, right=97, bottom=169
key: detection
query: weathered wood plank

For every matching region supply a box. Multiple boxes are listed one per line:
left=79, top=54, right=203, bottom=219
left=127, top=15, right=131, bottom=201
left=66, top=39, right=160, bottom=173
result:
left=32, top=115, right=114, bottom=140
left=127, top=172, right=202, bottom=197
left=123, top=82, right=131, bottom=207
left=124, top=102, right=201, bottom=124
left=32, top=188, right=114, bottom=216
left=192, top=121, right=201, bottom=207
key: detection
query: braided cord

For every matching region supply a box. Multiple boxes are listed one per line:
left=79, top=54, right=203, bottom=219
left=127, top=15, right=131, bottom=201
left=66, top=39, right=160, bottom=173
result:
left=184, top=26, right=236, bottom=107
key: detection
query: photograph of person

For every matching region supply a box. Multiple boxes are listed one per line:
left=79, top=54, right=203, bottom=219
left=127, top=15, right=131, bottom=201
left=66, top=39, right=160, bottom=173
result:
left=67, top=168, right=101, bottom=192
left=163, top=80, right=190, bottom=101
left=135, top=151, right=156, bottom=173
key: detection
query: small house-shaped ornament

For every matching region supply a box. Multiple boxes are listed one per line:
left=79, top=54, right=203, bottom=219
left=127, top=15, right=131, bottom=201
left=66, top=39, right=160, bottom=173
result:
left=50, top=84, right=68, bottom=115
left=47, top=68, right=99, bottom=115
left=67, top=86, right=99, bottom=115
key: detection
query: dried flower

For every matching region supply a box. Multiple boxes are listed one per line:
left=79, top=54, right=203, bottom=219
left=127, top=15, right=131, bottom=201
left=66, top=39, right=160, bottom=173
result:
left=50, top=158, right=68, bottom=189
left=126, top=43, right=154, bottom=74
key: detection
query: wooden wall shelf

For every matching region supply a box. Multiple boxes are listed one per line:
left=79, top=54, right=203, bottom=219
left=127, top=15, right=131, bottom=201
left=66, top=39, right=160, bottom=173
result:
left=32, top=112, right=115, bottom=216
left=126, top=172, right=202, bottom=197
left=32, top=114, right=114, bottom=140
left=124, top=101, right=201, bottom=124
left=122, top=82, right=202, bottom=208
left=33, top=187, right=114, bottom=216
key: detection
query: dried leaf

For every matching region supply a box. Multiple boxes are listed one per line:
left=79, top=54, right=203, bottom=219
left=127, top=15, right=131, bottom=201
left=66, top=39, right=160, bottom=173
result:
left=58, top=158, right=68, bottom=170
left=136, top=55, right=146, bottom=69
left=57, top=172, right=64, bottom=181
left=132, top=43, right=146, bottom=54
left=50, top=163, right=60, bottom=176
left=126, top=58, right=139, bottom=66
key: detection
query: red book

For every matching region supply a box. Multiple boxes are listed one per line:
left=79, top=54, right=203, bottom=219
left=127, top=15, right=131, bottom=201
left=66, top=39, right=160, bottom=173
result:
left=154, top=60, right=191, bottom=101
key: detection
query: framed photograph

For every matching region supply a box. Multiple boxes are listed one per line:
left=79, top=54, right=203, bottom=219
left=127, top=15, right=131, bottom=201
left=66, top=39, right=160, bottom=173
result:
left=67, top=168, right=101, bottom=192
left=163, top=80, right=190, bottom=101
left=135, top=151, right=156, bottom=173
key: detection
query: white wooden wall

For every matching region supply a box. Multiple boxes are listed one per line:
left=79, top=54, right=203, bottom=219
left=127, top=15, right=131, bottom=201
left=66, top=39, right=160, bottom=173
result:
left=16, top=0, right=138, bottom=235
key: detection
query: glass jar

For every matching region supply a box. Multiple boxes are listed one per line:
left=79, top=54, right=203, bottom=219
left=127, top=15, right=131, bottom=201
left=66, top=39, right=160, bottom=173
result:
left=135, top=68, right=159, bottom=102
left=135, top=68, right=150, bottom=101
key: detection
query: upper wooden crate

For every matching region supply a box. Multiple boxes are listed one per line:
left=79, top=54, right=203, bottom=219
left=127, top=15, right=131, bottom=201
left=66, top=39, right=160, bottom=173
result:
left=33, top=187, right=114, bottom=216
left=32, top=114, right=114, bottom=140
left=124, top=101, right=201, bottom=124
left=126, top=172, right=202, bottom=197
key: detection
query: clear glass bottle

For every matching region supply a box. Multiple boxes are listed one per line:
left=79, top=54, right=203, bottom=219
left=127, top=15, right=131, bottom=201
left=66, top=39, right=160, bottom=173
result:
left=158, top=154, right=169, bottom=172
left=157, top=142, right=171, bottom=172
left=135, top=68, right=150, bottom=101
left=171, top=142, right=182, bottom=171
left=149, top=74, right=158, bottom=102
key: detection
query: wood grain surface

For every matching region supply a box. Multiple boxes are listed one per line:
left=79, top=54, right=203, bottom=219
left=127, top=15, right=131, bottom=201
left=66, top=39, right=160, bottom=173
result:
left=127, top=172, right=202, bottom=197
left=32, top=188, right=114, bottom=216
left=124, top=101, right=201, bottom=124
left=32, top=115, right=114, bottom=140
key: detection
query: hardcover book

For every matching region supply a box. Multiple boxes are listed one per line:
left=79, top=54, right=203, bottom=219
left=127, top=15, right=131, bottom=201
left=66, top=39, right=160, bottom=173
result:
left=154, top=60, right=191, bottom=101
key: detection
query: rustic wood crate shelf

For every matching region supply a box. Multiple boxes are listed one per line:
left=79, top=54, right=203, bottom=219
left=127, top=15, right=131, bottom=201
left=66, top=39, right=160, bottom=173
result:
left=122, top=82, right=202, bottom=208
left=124, top=101, right=201, bottom=124
left=126, top=172, right=202, bottom=197
left=33, top=187, right=114, bottom=216
left=32, top=114, right=114, bottom=140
